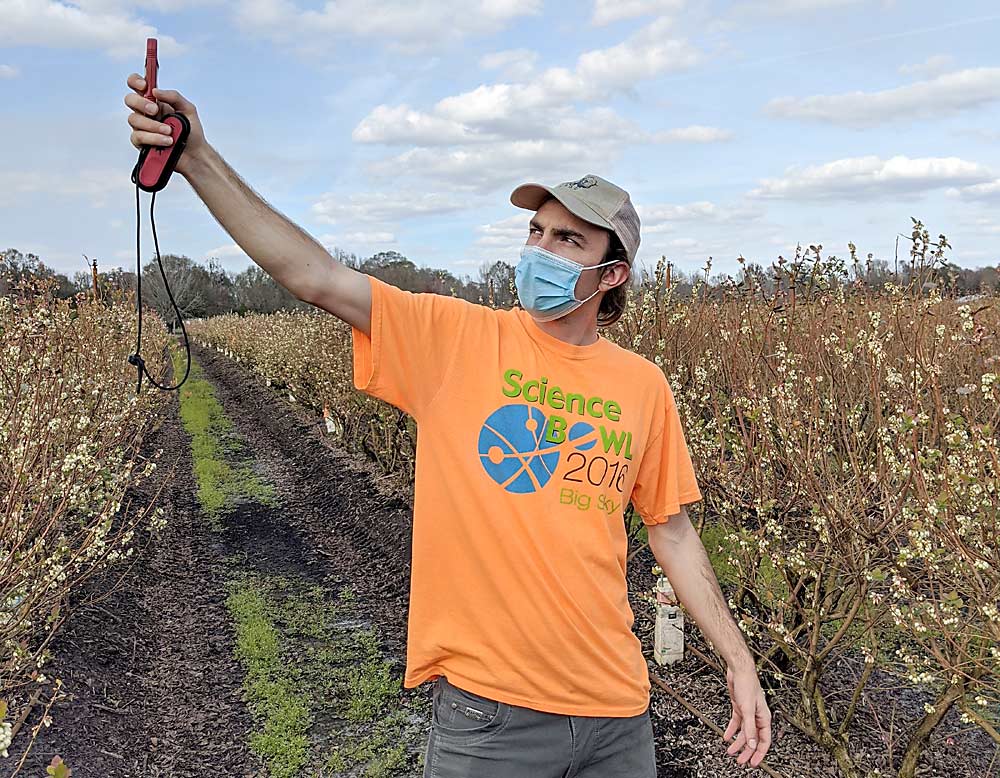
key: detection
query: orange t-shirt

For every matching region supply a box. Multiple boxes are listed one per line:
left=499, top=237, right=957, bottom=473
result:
left=351, top=273, right=702, bottom=717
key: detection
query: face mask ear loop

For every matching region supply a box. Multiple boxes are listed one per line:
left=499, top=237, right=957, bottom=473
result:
left=579, top=287, right=601, bottom=304
left=578, top=257, right=625, bottom=303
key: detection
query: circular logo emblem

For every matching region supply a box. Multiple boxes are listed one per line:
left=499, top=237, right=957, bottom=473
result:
left=477, top=404, right=596, bottom=493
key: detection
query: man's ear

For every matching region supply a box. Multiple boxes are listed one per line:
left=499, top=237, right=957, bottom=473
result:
left=602, top=262, right=629, bottom=290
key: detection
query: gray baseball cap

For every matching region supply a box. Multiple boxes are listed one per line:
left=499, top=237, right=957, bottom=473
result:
left=510, top=174, right=641, bottom=264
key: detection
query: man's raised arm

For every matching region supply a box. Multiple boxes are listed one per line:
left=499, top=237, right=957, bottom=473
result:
left=124, top=73, right=371, bottom=335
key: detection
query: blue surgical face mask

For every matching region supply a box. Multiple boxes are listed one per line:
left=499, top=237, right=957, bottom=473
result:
left=515, top=244, right=624, bottom=322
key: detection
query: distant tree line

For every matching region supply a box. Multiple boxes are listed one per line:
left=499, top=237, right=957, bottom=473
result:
left=3, top=238, right=998, bottom=325
left=0, top=247, right=521, bottom=324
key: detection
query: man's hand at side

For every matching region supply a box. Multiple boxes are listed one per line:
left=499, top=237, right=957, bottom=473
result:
left=646, top=507, right=773, bottom=768
left=723, top=659, right=772, bottom=768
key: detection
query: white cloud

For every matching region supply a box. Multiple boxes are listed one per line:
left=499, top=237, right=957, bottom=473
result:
left=947, top=179, right=1000, bottom=202
left=474, top=213, right=531, bottom=249
left=639, top=200, right=765, bottom=226
left=367, top=139, right=616, bottom=194
left=316, top=231, right=398, bottom=255
left=343, top=231, right=397, bottom=244
left=592, top=0, right=685, bottom=26
left=355, top=101, right=729, bottom=149
left=424, top=18, right=700, bottom=123
left=205, top=243, right=247, bottom=258
left=352, top=105, right=500, bottom=146
left=350, top=17, right=709, bottom=188
left=733, top=0, right=876, bottom=15
left=75, top=0, right=220, bottom=10
left=467, top=212, right=539, bottom=263
left=765, top=68, right=1000, bottom=129
left=750, top=155, right=993, bottom=201
left=576, top=18, right=700, bottom=92
left=636, top=200, right=769, bottom=264
left=310, top=191, right=472, bottom=225
left=959, top=216, right=1000, bottom=235
left=0, top=64, right=19, bottom=78
left=479, top=49, right=538, bottom=81
left=204, top=242, right=254, bottom=269
left=651, top=125, right=735, bottom=142
left=638, top=232, right=743, bottom=268
left=0, top=0, right=184, bottom=59
left=233, top=0, right=542, bottom=55
left=469, top=198, right=768, bottom=265
left=0, top=167, right=134, bottom=206
left=898, top=54, right=955, bottom=79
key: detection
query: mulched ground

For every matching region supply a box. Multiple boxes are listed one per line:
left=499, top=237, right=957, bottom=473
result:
left=3, top=380, right=258, bottom=778
left=5, top=339, right=997, bottom=778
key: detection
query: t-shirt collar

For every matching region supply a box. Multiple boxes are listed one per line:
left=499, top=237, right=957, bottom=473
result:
left=513, top=307, right=613, bottom=360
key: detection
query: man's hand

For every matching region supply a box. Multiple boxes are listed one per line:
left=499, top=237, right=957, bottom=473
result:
left=722, top=663, right=772, bottom=768
left=124, top=73, right=208, bottom=177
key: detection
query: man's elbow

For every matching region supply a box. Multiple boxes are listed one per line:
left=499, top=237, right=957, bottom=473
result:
left=646, top=504, right=695, bottom=550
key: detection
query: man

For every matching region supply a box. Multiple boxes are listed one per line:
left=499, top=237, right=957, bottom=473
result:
left=124, top=75, right=772, bottom=777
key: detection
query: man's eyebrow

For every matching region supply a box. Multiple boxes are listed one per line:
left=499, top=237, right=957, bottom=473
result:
left=529, top=219, right=589, bottom=245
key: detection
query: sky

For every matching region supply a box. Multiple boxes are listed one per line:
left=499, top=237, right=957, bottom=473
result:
left=2, top=0, right=1000, bottom=285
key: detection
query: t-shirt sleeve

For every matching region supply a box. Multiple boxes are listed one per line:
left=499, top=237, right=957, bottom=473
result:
left=629, top=378, right=702, bottom=526
left=350, top=273, right=474, bottom=421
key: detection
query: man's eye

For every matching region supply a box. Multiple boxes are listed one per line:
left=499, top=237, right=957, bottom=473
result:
left=563, top=236, right=578, bottom=245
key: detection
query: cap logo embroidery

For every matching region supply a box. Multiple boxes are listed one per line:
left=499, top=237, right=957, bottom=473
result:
left=563, top=176, right=598, bottom=190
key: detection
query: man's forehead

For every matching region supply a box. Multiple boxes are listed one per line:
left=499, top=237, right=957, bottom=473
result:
left=531, top=199, right=602, bottom=235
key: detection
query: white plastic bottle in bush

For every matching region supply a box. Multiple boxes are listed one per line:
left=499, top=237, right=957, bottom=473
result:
left=653, top=571, right=683, bottom=666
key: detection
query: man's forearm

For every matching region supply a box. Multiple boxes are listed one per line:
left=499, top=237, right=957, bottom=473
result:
left=180, top=144, right=332, bottom=301
left=650, top=526, right=755, bottom=671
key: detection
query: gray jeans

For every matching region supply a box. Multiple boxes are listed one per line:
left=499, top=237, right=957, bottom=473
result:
left=423, top=675, right=657, bottom=778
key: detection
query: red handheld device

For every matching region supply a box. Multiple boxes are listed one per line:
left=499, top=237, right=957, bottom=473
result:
left=131, top=38, right=190, bottom=193
left=128, top=36, right=193, bottom=395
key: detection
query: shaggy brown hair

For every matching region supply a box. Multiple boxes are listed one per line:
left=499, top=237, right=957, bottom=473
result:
left=596, top=230, right=630, bottom=328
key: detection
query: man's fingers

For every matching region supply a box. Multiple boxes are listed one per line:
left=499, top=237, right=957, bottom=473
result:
left=722, top=712, right=739, bottom=742
left=130, top=129, right=176, bottom=149
left=151, top=87, right=194, bottom=113
left=124, top=92, right=163, bottom=117
left=127, top=73, right=146, bottom=95
left=128, top=107, right=177, bottom=149
left=128, top=111, right=171, bottom=130
left=751, top=707, right=772, bottom=764
left=128, top=112, right=175, bottom=135
left=726, top=709, right=761, bottom=761
left=755, top=723, right=771, bottom=753
left=743, top=708, right=758, bottom=748
left=725, top=728, right=746, bottom=756
left=737, top=743, right=756, bottom=766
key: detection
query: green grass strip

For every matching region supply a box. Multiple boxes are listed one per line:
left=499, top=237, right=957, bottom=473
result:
left=170, top=347, right=278, bottom=526
left=226, top=578, right=312, bottom=778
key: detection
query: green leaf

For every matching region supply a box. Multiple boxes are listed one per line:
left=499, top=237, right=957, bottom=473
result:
left=47, top=756, right=72, bottom=778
